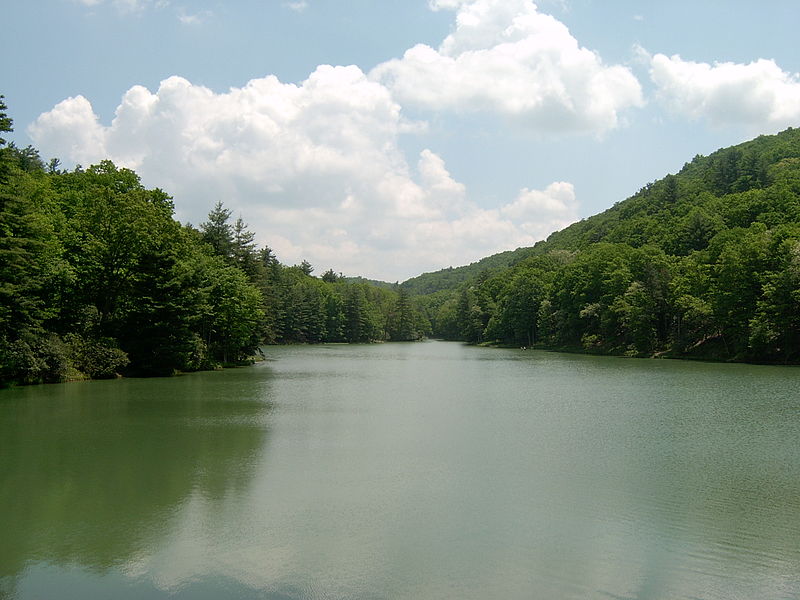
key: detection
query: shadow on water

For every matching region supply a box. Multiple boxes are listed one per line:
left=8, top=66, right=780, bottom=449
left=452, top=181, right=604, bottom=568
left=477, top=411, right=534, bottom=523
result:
left=0, top=364, right=275, bottom=599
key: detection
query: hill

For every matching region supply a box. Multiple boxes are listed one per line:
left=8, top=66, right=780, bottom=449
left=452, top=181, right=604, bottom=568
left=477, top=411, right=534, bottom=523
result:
left=342, top=276, right=396, bottom=290
left=540, top=128, right=800, bottom=254
left=406, top=128, right=800, bottom=297
left=401, top=247, right=536, bottom=296
left=417, top=127, right=800, bottom=363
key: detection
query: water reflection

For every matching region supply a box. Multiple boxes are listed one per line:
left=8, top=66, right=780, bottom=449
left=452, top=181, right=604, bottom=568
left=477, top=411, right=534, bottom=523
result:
left=0, top=365, right=274, bottom=598
left=1, top=344, right=800, bottom=599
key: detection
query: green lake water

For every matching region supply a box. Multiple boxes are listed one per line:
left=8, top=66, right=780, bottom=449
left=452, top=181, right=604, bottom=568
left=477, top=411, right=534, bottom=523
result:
left=1, top=340, right=799, bottom=599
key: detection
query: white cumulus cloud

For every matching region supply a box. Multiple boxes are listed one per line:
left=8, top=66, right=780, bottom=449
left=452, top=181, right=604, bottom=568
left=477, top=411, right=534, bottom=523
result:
left=29, top=69, right=579, bottom=281
left=501, top=181, right=577, bottom=237
left=371, top=0, right=643, bottom=134
left=650, top=53, right=800, bottom=131
left=28, top=95, right=108, bottom=166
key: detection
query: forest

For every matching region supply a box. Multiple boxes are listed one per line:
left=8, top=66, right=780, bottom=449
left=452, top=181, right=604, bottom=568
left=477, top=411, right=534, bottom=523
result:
left=409, top=127, right=800, bottom=363
left=0, top=97, right=427, bottom=386
left=4, top=95, right=800, bottom=387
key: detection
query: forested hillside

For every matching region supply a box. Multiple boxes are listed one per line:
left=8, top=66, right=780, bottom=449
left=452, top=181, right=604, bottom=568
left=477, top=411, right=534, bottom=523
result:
left=0, top=97, right=428, bottom=386
left=5, top=86, right=800, bottom=385
left=400, top=247, right=536, bottom=296
left=413, top=127, right=800, bottom=363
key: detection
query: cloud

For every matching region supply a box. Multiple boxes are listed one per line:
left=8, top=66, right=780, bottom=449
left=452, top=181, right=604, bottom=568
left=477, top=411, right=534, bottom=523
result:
left=500, top=181, right=578, bottom=238
left=371, top=0, right=643, bottom=135
left=284, top=1, right=308, bottom=12
left=650, top=53, right=800, bottom=131
left=28, top=95, right=107, bottom=166
left=177, top=9, right=213, bottom=25
left=73, top=0, right=166, bottom=13
left=29, top=70, right=579, bottom=281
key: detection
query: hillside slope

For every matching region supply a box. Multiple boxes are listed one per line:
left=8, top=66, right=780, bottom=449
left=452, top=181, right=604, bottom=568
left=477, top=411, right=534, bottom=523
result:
left=541, top=128, right=800, bottom=254
left=417, top=127, right=800, bottom=363
left=406, top=127, right=800, bottom=296
left=401, top=247, right=537, bottom=295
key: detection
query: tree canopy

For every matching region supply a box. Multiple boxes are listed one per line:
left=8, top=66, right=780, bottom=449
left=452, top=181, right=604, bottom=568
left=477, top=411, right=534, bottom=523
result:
left=410, top=127, right=800, bottom=363
left=0, top=99, right=429, bottom=386
left=4, top=94, right=800, bottom=385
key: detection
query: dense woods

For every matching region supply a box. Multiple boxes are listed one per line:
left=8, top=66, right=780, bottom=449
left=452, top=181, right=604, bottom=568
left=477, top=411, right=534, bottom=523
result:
left=4, top=92, right=800, bottom=387
left=409, top=127, right=800, bottom=363
left=0, top=98, right=427, bottom=386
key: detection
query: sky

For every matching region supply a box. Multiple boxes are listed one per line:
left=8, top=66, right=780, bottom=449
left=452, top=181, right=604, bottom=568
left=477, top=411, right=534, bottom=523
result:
left=3, top=1, right=800, bottom=282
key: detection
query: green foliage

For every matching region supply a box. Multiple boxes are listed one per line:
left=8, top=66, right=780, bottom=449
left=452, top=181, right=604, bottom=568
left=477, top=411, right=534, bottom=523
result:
left=418, top=126, right=800, bottom=363
left=64, top=333, right=129, bottom=379
left=116, top=231, right=200, bottom=375
left=0, top=95, right=12, bottom=187
left=11, top=100, right=800, bottom=380
left=321, top=269, right=341, bottom=283
left=297, top=260, right=314, bottom=276
left=0, top=332, right=68, bottom=384
left=342, top=284, right=382, bottom=343
left=0, top=97, right=426, bottom=385
left=387, top=287, right=418, bottom=341
left=748, top=233, right=800, bottom=362
left=202, top=259, right=265, bottom=365
left=401, top=247, right=537, bottom=296
left=200, top=201, right=234, bottom=259
left=342, top=276, right=395, bottom=290
left=484, top=266, right=550, bottom=346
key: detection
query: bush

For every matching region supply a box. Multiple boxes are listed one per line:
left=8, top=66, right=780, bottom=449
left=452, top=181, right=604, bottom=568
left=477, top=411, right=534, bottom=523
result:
left=0, top=332, right=71, bottom=385
left=64, top=334, right=129, bottom=379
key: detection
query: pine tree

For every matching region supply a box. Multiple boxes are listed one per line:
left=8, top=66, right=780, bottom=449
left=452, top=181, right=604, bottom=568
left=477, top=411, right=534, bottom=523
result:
left=232, top=216, right=258, bottom=277
left=388, top=286, right=417, bottom=341
left=0, top=96, right=12, bottom=186
left=200, top=201, right=234, bottom=259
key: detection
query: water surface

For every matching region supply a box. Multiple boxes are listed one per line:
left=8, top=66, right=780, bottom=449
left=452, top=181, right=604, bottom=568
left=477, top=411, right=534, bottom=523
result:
left=1, top=341, right=799, bottom=599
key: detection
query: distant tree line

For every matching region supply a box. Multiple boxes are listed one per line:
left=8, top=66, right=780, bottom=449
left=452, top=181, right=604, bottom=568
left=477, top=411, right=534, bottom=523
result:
left=0, top=97, right=428, bottom=386
left=411, top=127, right=800, bottom=363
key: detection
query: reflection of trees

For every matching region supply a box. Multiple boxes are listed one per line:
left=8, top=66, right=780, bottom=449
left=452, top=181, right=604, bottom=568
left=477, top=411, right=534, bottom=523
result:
left=0, top=366, right=273, bottom=592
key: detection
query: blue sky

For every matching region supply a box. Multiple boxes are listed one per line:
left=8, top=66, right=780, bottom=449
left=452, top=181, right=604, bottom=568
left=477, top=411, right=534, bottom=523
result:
left=3, top=0, right=800, bottom=281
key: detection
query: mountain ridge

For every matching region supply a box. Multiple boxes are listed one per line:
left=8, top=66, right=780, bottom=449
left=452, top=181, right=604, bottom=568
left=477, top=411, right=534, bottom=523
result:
left=403, top=127, right=800, bottom=295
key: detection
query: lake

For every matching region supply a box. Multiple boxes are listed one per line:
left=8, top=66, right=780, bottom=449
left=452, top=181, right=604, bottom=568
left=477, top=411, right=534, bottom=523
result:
left=1, top=341, right=799, bottom=599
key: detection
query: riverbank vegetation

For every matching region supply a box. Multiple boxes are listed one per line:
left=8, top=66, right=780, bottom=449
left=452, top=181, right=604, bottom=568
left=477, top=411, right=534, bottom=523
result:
left=4, top=95, right=800, bottom=386
left=407, top=127, right=800, bottom=363
left=0, top=97, right=428, bottom=386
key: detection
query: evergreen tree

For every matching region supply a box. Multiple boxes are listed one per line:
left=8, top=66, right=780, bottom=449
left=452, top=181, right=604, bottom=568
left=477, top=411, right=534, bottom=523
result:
left=297, top=260, right=314, bottom=276
left=321, top=268, right=340, bottom=283
left=117, top=228, right=198, bottom=375
left=200, top=201, right=234, bottom=259
left=343, top=285, right=380, bottom=342
left=232, top=216, right=259, bottom=278
left=0, top=96, right=12, bottom=186
left=388, top=286, right=417, bottom=341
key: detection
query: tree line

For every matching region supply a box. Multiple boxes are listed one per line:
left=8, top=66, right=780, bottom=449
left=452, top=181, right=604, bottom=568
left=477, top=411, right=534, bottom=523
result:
left=6, top=91, right=800, bottom=383
left=0, top=97, right=427, bottom=386
left=411, top=127, right=800, bottom=363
